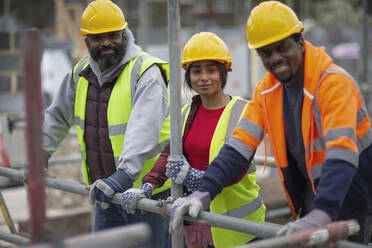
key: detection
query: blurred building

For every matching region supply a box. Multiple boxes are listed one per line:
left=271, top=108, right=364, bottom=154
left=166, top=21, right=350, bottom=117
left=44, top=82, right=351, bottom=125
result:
left=0, top=0, right=371, bottom=109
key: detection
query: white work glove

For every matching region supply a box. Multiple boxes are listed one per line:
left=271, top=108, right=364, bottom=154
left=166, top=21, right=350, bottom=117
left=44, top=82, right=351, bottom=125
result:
left=277, top=209, right=332, bottom=236
left=121, top=183, right=153, bottom=214
left=169, top=191, right=210, bottom=233
left=166, top=159, right=204, bottom=192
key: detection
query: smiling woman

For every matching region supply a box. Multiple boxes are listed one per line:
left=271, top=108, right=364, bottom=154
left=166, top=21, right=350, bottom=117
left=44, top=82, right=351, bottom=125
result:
left=121, top=32, right=266, bottom=248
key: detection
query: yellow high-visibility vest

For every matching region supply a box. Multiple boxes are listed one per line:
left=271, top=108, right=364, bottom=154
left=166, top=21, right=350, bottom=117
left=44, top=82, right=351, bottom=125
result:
left=73, top=51, right=171, bottom=195
left=181, top=97, right=266, bottom=247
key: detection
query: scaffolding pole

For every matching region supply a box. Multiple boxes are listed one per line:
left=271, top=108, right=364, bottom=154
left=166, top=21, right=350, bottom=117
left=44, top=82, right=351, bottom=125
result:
left=0, top=191, right=17, bottom=233
left=0, top=167, right=365, bottom=248
left=21, top=29, right=46, bottom=243
left=10, top=155, right=277, bottom=171
left=235, top=220, right=361, bottom=248
left=0, top=230, right=29, bottom=246
left=167, top=0, right=184, bottom=247
left=26, top=223, right=151, bottom=248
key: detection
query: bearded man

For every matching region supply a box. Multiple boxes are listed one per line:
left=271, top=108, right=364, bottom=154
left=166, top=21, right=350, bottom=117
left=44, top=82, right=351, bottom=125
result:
left=41, top=1, right=171, bottom=247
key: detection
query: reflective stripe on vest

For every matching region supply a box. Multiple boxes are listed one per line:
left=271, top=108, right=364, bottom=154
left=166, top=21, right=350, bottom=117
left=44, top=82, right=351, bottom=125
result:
left=181, top=97, right=265, bottom=246
left=73, top=52, right=171, bottom=195
left=309, top=67, right=372, bottom=179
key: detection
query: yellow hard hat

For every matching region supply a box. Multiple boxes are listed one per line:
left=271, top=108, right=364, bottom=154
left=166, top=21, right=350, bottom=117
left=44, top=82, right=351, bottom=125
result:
left=80, top=0, right=128, bottom=36
left=181, top=32, right=232, bottom=70
left=246, top=1, right=303, bottom=49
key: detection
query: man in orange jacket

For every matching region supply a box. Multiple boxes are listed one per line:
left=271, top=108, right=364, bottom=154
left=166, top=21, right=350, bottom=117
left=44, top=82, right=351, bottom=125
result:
left=170, top=1, right=372, bottom=244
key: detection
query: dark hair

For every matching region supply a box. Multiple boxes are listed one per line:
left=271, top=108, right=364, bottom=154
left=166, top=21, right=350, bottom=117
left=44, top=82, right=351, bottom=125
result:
left=290, top=33, right=302, bottom=42
left=184, top=61, right=228, bottom=90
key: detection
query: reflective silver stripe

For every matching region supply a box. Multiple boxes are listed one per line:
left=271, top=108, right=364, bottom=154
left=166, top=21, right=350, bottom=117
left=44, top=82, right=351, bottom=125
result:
left=114, top=156, right=120, bottom=167
left=358, top=130, right=372, bottom=153
left=181, top=104, right=191, bottom=125
left=303, top=88, right=314, bottom=100
left=130, top=53, right=153, bottom=106
left=225, top=99, right=247, bottom=141
left=74, top=116, right=85, bottom=130
left=73, top=56, right=89, bottom=84
left=108, top=123, right=127, bottom=136
left=310, top=163, right=323, bottom=180
left=228, top=136, right=255, bottom=160
left=307, top=137, right=325, bottom=155
left=81, top=150, right=86, bottom=160
left=357, top=106, right=368, bottom=125
left=238, top=118, right=264, bottom=141
left=326, top=147, right=358, bottom=167
left=246, top=163, right=256, bottom=174
left=325, top=127, right=356, bottom=144
left=222, top=193, right=263, bottom=218
left=260, top=83, right=281, bottom=95
left=147, top=138, right=169, bottom=159
left=313, top=102, right=323, bottom=141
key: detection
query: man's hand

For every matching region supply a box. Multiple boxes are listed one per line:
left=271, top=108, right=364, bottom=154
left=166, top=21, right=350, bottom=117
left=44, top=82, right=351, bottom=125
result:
left=169, top=191, right=210, bottom=233
left=121, top=183, right=153, bottom=214
left=89, top=169, right=132, bottom=207
left=277, top=209, right=332, bottom=236
left=166, top=159, right=204, bottom=192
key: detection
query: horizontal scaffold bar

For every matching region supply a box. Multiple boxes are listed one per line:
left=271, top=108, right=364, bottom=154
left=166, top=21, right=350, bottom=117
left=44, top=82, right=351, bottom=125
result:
left=0, top=167, right=365, bottom=248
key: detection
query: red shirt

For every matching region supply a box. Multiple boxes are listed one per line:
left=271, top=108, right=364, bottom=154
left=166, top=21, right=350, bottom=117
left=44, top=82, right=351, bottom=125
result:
left=143, top=95, right=250, bottom=188
left=184, top=104, right=224, bottom=171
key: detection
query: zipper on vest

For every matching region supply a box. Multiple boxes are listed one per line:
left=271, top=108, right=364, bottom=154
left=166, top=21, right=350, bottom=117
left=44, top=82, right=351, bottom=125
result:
left=96, top=87, right=102, bottom=173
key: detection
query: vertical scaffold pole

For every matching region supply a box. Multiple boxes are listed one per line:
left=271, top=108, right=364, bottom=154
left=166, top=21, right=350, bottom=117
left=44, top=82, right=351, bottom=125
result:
left=360, top=0, right=368, bottom=83
left=22, top=29, right=46, bottom=243
left=167, top=0, right=184, bottom=247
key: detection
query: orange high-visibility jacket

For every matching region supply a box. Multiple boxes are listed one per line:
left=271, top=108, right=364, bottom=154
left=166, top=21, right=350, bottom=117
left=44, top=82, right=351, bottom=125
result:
left=230, top=41, right=372, bottom=218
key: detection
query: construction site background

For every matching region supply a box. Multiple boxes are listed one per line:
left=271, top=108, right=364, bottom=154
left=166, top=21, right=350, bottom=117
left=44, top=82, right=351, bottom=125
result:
left=0, top=0, right=371, bottom=247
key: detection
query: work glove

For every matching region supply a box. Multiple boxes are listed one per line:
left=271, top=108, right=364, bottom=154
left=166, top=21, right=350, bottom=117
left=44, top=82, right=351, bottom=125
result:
left=184, top=223, right=213, bottom=247
left=121, top=183, right=153, bottom=214
left=165, top=159, right=204, bottom=192
left=277, top=209, right=332, bottom=236
left=169, top=191, right=210, bottom=233
left=89, top=169, right=132, bottom=209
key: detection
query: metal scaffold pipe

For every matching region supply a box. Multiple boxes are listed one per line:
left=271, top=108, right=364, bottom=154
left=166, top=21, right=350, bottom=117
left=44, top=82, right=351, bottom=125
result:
left=0, top=167, right=279, bottom=237
left=234, top=220, right=362, bottom=248
left=26, top=223, right=151, bottom=248
left=0, top=230, right=29, bottom=246
left=21, top=29, right=46, bottom=243
left=0, top=167, right=365, bottom=248
left=167, top=0, right=184, bottom=247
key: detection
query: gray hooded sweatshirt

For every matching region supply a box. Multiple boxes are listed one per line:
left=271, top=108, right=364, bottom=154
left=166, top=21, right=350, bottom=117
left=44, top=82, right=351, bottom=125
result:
left=42, top=28, right=169, bottom=181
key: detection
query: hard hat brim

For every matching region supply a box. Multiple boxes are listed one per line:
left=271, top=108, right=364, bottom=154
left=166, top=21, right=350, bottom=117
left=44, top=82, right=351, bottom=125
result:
left=80, top=22, right=128, bottom=36
left=248, top=23, right=303, bottom=50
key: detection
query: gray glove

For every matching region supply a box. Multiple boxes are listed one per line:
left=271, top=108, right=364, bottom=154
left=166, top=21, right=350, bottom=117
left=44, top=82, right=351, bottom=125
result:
left=88, top=169, right=132, bottom=209
left=169, top=191, right=210, bottom=233
left=121, top=183, right=153, bottom=214
left=277, top=209, right=332, bottom=236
